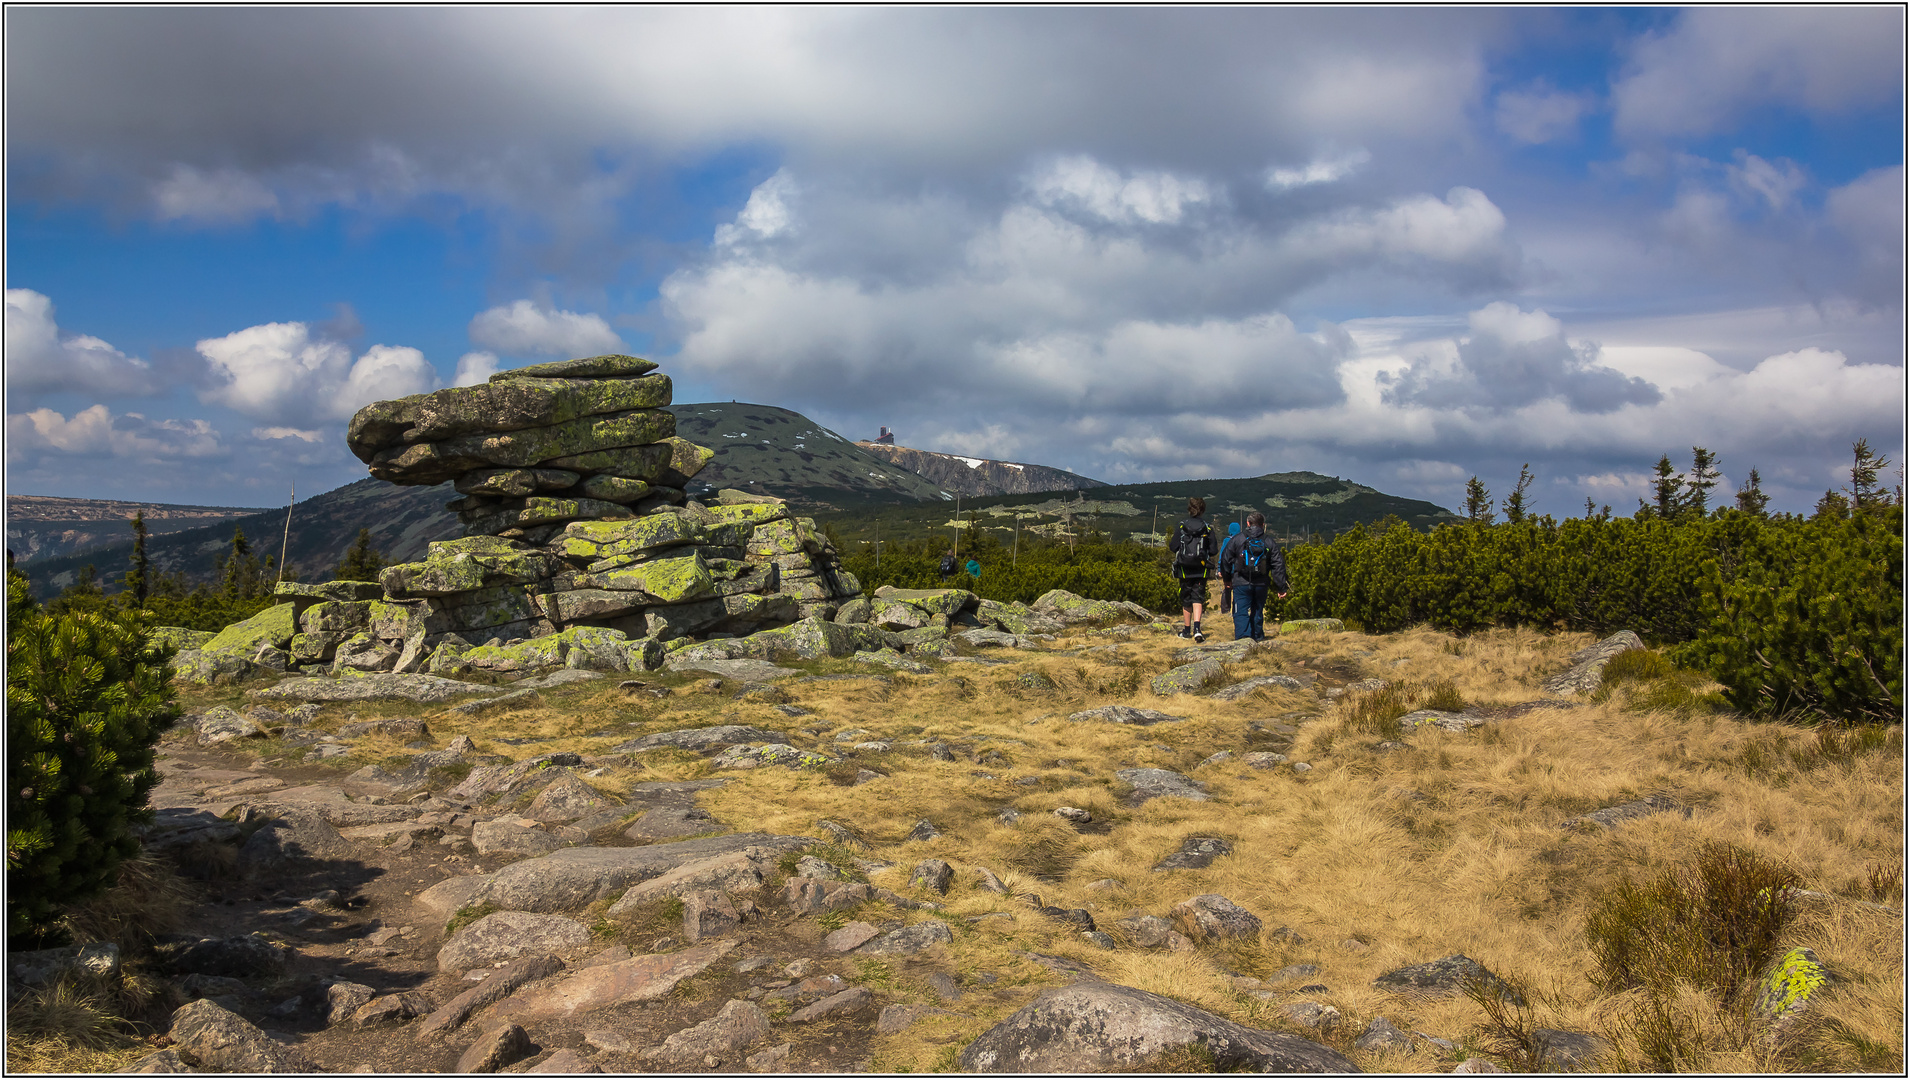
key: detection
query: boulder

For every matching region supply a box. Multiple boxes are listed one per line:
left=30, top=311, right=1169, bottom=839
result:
left=910, top=859, right=955, bottom=894
left=862, top=920, right=954, bottom=956
left=1353, top=1016, right=1415, bottom=1054
left=414, top=955, right=564, bottom=1041
left=1542, top=631, right=1646, bottom=694
left=1150, top=658, right=1227, bottom=696
left=167, top=999, right=316, bottom=1073
left=957, top=981, right=1357, bottom=1072
left=1558, top=794, right=1689, bottom=831
left=1398, top=709, right=1485, bottom=733
left=1170, top=895, right=1263, bottom=941
left=1532, top=1029, right=1608, bottom=1071
left=624, top=806, right=725, bottom=842
left=438, top=911, right=594, bottom=972
left=789, top=987, right=875, bottom=1023
left=471, top=834, right=811, bottom=913
left=471, top=818, right=567, bottom=857
left=1210, top=675, right=1308, bottom=701
left=194, top=706, right=266, bottom=745
left=649, top=999, right=771, bottom=1065
left=823, top=922, right=880, bottom=953
left=1754, top=946, right=1839, bottom=1020
left=10, top=942, right=122, bottom=988
left=1372, top=955, right=1524, bottom=1004
left=480, top=941, right=734, bottom=1026
left=524, top=772, right=620, bottom=824
left=1067, top=705, right=1186, bottom=726
left=237, top=808, right=355, bottom=870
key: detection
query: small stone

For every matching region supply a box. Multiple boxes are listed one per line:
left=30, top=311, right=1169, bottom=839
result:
left=783, top=958, right=813, bottom=977
left=909, top=859, right=954, bottom=894
left=1053, top=807, right=1091, bottom=824
left=1151, top=835, right=1233, bottom=872
left=905, top=819, right=941, bottom=842
left=1292, top=761, right=1312, bottom=773
left=1453, top=1056, right=1507, bottom=1073
left=822, top=922, right=879, bottom=953
left=745, top=1043, right=792, bottom=1072
left=1081, top=931, right=1117, bottom=949
left=457, top=1024, right=532, bottom=1073
left=1170, top=894, right=1263, bottom=942
left=1355, top=1016, right=1416, bottom=1055
left=1280, top=1001, right=1341, bottom=1032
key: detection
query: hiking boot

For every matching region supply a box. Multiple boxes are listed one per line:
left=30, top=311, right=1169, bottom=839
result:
left=1178, top=625, right=1191, bottom=639
left=1192, top=624, right=1205, bottom=643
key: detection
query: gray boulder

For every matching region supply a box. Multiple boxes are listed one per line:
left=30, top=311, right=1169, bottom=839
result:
left=1559, top=794, right=1689, bottom=831
left=862, top=920, right=954, bottom=955
left=1373, top=954, right=1524, bottom=1004
left=1542, top=630, right=1646, bottom=694
left=457, top=1023, right=533, bottom=1073
left=1354, top=1016, right=1415, bottom=1054
left=1152, top=836, right=1232, bottom=872
left=1150, top=658, right=1226, bottom=696
left=1067, top=705, right=1185, bottom=726
left=168, top=999, right=315, bottom=1073
left=251, top=672, right=491, bottom=703
left=909, top=859, right=954, bottom=894
left=237, top=807, right=356, bottom=869
left=615, top=725, right=786, bottom=754
left=470, top=818, right=567, bottom=857
left=469, top=833, right=812, bottom=912
left=957, top=981, right=1357, bottom=1072
left=1170, top=894, right=1262, bottom=941
left=1210, top=675, right=1308, bottom=701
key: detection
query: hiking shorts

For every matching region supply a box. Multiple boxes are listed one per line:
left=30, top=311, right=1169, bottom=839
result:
left=1177, top=574, right=1208, bottom=610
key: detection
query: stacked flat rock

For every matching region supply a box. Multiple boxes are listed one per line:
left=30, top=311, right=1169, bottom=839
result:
left=346, top=354, right=715, bottom=544
left=272, top=492, right=863, bottom=675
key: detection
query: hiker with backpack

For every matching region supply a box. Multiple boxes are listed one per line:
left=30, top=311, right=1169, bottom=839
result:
left=1168, top=497, right=1219, bottom=642
left=1216, top=510, right=1288, bottom=641
left=939, top=548, right=958, bottom=581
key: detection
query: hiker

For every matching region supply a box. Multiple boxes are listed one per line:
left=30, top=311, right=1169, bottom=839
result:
left=939, top=547, right=958, bottom=581
left=1216, top=510, right=1288, bottom=641
left=1219, top=522, right=1242, bottom=613
left=1168, top=497, right=1219, bottom=641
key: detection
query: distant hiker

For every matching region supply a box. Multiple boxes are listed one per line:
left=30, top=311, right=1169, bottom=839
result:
left=1169, top=497, right=1219, bottom=642
left=1217, top=511, right=1288, bottom=642
left=940, top=548, right=959, bottom=580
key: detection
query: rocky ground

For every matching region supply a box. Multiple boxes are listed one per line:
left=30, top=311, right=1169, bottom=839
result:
left=20, top=595, right=1877, bottom=1075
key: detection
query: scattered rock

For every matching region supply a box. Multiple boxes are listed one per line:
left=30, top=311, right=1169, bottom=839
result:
left=789, top=987, right=874, bottom=1022
left=1068, top=704, right=1188, bottom=725
left=822, top=922, right=880, bottom=953
left=1373, top=954, right=1524, bottom=1004
left=1170, top=894, right=1263, bottom=942
left=1355, top=1016, right=1416, bottom=1055
left=909, top=859, right=954, bottom=894
left=1149, top=658, right=1227, bottom=696
left=1558, top=794, right=1690, bottom=831
left=745, top=1042, right=792, bottom=1072
left=482, top=941, right=734, bottom=1026
left=863, top=920, right=954, bottom=955
left=1542, top=631, right=1646, bottom=694
left=1532, top=1029, right=1608, bottom=1071
left=325, top=982, right=375, bottom=1026
left=623, top=806, right=724, bottom=841
left=1210, top=675, right=1308, bottom=701
left=649, top=999, right=771, bottom=1065
left=681, top=888, right=741, bottom=943
left=1453, top=1057, right=1506, bottom=1073
left=1398, top=710, right=1485, bottom=733
left=1115, top=768, right=1210, bottom=806
left=905, top=819, right=942, bottom=842
left=524, top=771, right=620, bottom=824
left=352, top=991, right=435, bottom=1027
left=415, top=955, right=564, bottom=1041
left=457, top=1024, right=533, bottom=1073
left=1244, top=752, right=1288, bottom=768
left=1280, top=1002, right=1342, bottom=1032
left=1754, top=946, right=1840, bottom=1021
left=10, top=942, right=121, bottom=988
left=957, top=981, right=1356, bottom=1072
left=471, top=818, right=567, bottom=856
left=614, top=725, right=787, bottom=754
left=1151, top=836, right=1232, bottom=872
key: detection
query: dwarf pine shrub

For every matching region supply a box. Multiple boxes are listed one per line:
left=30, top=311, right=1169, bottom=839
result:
left=1583, top=841, right=1800, bottom=1002
left=7, top=570, right=180, bottom=943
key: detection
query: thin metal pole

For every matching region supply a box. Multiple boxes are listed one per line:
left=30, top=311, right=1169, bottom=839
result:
left=277, top=483, right=294, bottom=583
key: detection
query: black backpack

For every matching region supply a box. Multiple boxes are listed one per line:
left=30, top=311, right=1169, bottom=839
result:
left=940, top=553, right=958, bottom=576
left=1173, top=521, right=1210, bottom=570
left=1241, top=533, right=1275, bottom=580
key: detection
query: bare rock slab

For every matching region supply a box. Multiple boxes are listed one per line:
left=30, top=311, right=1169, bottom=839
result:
left=1542, top=630, right=1645, bottom=694
left=251, top=672, right=493, bottom=703
left=1067, top=705, right=1186, bottom=725
left=438, top=911, right=594, bottom=972
left=648, top=999, right=771, bottom=1065
left=1151, top=836, right=1232, bottom=872
left=469, top=833, right=811, bottom=912
left=614, top=725, right=787, bottom=754
left=957, top=981, right=1358, bottom=1073
left=1149, top=658, right=1227, bottom=696
left=1558, top=793, right=1689, bottom=831
left=1116, top=768, right=1210, bottom=806
left=416, top=955, right=563, bottom=1041
left=481, top=941, right=734, bottom=1026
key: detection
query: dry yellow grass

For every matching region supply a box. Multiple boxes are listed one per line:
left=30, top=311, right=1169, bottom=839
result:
left=175, top=620, right=1903, bottom=1073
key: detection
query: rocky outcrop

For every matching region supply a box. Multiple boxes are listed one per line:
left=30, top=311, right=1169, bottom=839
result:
left=1542, top=630, right=1646, bottom=694
left=852, top=441, right=1107, bottom=498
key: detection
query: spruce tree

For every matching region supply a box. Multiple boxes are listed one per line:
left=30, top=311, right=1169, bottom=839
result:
left=1685, top=447, right=1721, bottom=516
left=1735, top=468, right=1769, bottom=516
left=127, top=511, right=151, bottom=607
left=1847, top=439, right=1891, bottom=515
left=1652, top=455, right=1682, bottom=519
left=1464, top=477, right=1494, bottom=524
left=334, top=528, right=387, bottom=583
left=1501, top=464, right=1534, bottom=524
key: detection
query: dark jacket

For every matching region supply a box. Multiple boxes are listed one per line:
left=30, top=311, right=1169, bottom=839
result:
left=1169, top=516, right=1219, bottom=578
left=1218, top=526, right=1288, bottom=591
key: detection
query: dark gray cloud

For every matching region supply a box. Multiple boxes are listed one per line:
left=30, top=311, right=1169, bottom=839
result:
left=1381, top=302, right=1660, bottom=413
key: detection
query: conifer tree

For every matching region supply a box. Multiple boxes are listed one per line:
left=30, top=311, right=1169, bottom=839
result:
left=127, top=511, right=151, bottom=607
left=1735, top=468, right=1769, bottom=516
left=1685, top=447, right=1721, bottom=516
left=1501, top=464, right=1534, bottom=524
left=1652, top=455, right=1682, bottom=519
left=1847, top=439, right=1891, bottom=515
left=1464, top=476, right=1494, bottom=524
left=334, top=528, right=387, bottom=583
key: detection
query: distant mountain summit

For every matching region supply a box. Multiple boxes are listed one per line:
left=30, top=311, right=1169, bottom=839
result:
left=853, top=438, right=1107, bottom=498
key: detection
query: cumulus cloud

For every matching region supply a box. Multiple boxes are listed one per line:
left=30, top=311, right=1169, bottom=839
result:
left=251, top=426, right=323, bottom=442
left=7, top=405, right=222, bottom=462
left=715, top=169, right=797, bottom=246
left=453, top=350, right=501, bottom=386
left=467, top=300, right=625, bottom=358
left=4, top=288, right=162, bottom=403
left=196, top=321, right=437, bottom=425
left=1612, top=7, right=1902, bottom=140
left=1494, top=84, right=1592, bottom=144
left=152, top=163, right=281, bottom=224
left=1284, top=187, right=1516, bottom=284
left=1029, top=156, right=1214, bottom=225
left=1382, top=302, right=1660, bottom=414
left=1265, top=150, right=1370, bottom=190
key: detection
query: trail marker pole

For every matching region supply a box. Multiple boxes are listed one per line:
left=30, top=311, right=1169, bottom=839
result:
left=277, top=484, right=294, bottom=583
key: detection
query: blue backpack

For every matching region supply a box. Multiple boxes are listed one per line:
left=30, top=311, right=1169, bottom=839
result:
left=1241, top=534, right=1275, bottom=580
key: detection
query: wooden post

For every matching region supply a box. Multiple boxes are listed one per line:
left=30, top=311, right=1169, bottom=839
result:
left=277, top=483, right=294, bottom=583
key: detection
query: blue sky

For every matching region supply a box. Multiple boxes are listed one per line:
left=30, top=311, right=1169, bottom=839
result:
left=6, top=7, right=1903, bottom=516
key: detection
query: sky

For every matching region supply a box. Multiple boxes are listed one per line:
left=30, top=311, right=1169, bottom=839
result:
left=6, top=6, right=1904, bottom=518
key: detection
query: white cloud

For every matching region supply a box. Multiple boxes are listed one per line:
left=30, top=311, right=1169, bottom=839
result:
left=152, top=163, right=281, bottom=224
left=1493, top=84, right=1592, bottom=144
left=1265, top=150, right=1370, bottom=190
left=251, top=426, right=323, bottom=442
left=1381, top=302, right=1660, bottom=414
left=453, top=350, right=500, bottom=386
left=196, top=321, right=436, bottom=425
left=7, top=405, right=222, bottom=461
left=714, top=169, right=797, bottom=246
left=467, top=299, right=625, bottom=357
left=4, top=288, right=162, bottom=402
left=1029, top=156, right=1213, bottom=225
left=1288, top=187, right=1514, bottom=271
left=1613, top=7, right=1902, bottom=140
left=1727, top=151, right=1806, bottom=211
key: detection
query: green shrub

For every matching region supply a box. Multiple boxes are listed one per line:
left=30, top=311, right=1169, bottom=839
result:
left=7, top=570, right=181, bottom=943
left=1583, top=841, right=1800, bottom=1001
